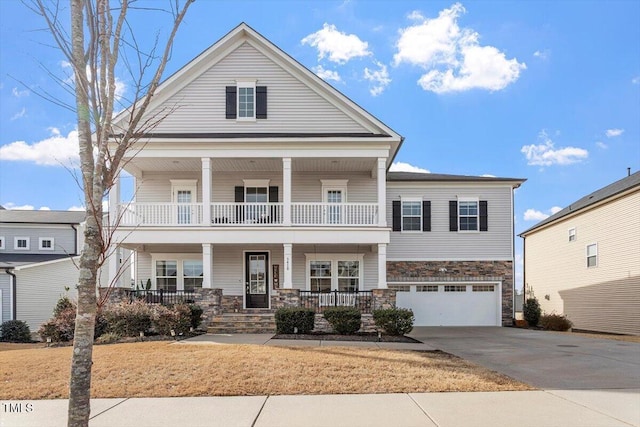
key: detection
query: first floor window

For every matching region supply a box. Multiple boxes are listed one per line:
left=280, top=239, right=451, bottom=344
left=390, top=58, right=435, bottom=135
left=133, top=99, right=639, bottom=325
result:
left=155, top=259, right=204, bottom=291
left=156, top=260, right=178, bottom=291
left=183, top=260, right=204, bottom=292
left=307, top=254, right=362, bottom=292
left=459, top=200, right=479, bottom=231
left=587, top=244, right=598, bottom=267
left=402, top=200, right=422, bottom=231
left=310, top=261, right=332, bottom=292
left=14, top=237, right=30, bottom=250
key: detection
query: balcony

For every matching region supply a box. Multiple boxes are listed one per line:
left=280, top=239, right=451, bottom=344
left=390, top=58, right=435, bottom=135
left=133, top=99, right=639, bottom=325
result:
left=118, top=202, right=379, bottom=227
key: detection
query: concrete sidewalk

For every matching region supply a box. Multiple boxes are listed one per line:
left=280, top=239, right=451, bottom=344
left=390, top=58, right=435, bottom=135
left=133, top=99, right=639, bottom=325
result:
left=2, top=390, right=639, bottom=427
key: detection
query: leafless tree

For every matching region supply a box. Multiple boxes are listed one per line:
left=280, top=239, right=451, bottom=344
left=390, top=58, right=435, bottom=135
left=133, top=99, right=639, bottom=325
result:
left=32, top=1, right=193, bottom=425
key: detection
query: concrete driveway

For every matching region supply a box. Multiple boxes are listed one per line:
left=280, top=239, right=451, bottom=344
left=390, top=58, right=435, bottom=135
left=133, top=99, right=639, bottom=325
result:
left=409, top=326, right=640, bottom=390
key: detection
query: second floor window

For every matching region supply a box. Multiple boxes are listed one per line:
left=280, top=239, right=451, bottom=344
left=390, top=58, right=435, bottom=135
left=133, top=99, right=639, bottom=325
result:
left=15, top=237, right=30, bottom=250
left=39, top=238, right=54, bottom=251
left=238, top=85, right=255, bottom=118
left=587, top=244, right=598, bottom=267
left=402, top=200, right=422, bottom=231
left=458, top=200, right=479, bottom=231
left=569, top=228, right=576, bottom=242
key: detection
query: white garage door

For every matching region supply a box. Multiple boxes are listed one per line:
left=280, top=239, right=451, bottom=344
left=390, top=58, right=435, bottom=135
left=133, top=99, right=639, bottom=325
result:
left=394, top=283, right=500, bottom=326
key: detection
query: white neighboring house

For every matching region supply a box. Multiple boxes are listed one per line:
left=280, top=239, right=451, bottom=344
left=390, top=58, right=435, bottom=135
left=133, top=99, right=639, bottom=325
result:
left=0, top=209, right=84, bottom=331
left=105, top=23, right=523, bottom=328
left=520, top=171, right=640, bottom=335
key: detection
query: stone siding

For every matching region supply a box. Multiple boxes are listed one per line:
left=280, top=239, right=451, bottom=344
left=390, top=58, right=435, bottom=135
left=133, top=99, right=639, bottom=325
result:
left=221, top=295, right=243, bottom=312
left=191, top=289, right=223, bottom=325
left=313, top=314, right=376, bottom=333
left=387, top=260, right=514, bottom=326
left=271, top=289, right=301, bottom=309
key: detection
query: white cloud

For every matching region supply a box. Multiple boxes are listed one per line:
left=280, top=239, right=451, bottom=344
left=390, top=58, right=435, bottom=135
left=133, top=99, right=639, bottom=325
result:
left=390, top=162, right=430, bottom=173
left=0, top=128, right=79, bottom=167
left=632, top=76, right=640, bottom=85
left=524, top=206, right=562, bottom=221
left=10, top=107, right=26, bottom=121
left=68, top=206, right=86, bottom=211
left=394, top=4, right=525, bottom=93
left=12, top=87, right=29, bottom=97
left=481, top=174, right=496, bottom=177
left=596, top=141, right=608, bottom=149
left=68, top=201, right=106, bottom=212
left=302, top=23, right=371, bottom=64
left=314, top=65, right=342, bottom=82
left=4, top=202, right=35, bottom=210
left=605, top=128, right=624, bottom=138
left=39, top=206, right=51, bottom=211
left=363, top=61, right=391, bottom=96
left=533, top=49, right=550, bottom=60
left=521, top=130, right=588, bottom=166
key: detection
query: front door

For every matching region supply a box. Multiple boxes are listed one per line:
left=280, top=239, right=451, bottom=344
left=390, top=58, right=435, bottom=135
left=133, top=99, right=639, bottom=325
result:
left=245, top=252, right=269, bottom=308
left=326, top=189, right=343, bottom=224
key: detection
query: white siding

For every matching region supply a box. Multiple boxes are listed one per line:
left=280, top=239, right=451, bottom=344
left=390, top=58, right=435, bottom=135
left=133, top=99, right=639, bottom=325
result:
left=0, top=225, right=78, bottom=255
left=137, top=172, right=203, bottom=203
left=146, top=43, right=369, bottom=134
left=387, top=184, right=514, bottom=260
left=524, top=189, right=640, bottom=335
left=0, top=274, right=10, bottom=323
left=292, top=172, right=375, bottom=203
left=15, top=259, right=79, bottom=331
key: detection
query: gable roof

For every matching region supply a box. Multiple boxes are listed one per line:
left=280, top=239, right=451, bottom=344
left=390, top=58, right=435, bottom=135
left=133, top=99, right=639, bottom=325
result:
left=112, top=23, right=402, bottom=156
left=388, top=171, right=525, bottom=187
left=520, top=171, right=640, bottom=236
left=0, top=210, right=86, bottom=225
left=0, top=253, right=75, bottom=269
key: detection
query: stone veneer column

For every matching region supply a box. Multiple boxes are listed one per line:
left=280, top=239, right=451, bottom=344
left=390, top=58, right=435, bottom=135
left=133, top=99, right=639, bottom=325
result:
left=193, top=288, right=223, bottom=325
left=371, top=289, right=396, bottom=310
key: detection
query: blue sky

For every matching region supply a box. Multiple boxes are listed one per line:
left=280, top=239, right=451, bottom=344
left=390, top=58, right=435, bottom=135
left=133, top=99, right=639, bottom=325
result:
left=1, top=1, right=639, bottom=289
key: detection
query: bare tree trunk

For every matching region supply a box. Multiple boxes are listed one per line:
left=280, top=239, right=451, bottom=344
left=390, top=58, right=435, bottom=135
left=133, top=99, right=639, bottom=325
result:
left=32, top=1, right=193, bottom=426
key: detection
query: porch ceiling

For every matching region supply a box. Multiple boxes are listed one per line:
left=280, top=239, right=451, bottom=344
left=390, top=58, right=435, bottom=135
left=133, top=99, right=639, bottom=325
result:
left=124, top=157, right=378, bottom=174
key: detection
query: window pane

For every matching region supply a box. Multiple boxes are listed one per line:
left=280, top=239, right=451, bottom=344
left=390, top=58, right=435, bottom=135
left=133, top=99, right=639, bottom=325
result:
left=587, top=244, right=597, bottom=256
left=403, top=217, right=421, bottom=231
left=156, top=261, right=177, bottom=277
left=157, top=278, right=177, bottom=292
left=338, top=278, right=358, bottom=291
left=460, top=217, right=478, bottom=231
left=310, top=278, right=331, bottom=292
left=183, top=260, right=203, bottom=277
left=238, top=87, right=254, bottom=118
left=310, top=261, right=331, bottom=277
left=184, top=277, right=203, bottom=292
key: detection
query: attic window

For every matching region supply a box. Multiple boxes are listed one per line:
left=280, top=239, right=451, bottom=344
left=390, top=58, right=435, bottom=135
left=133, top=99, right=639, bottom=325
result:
left=226, top=83, right=267, bottom=120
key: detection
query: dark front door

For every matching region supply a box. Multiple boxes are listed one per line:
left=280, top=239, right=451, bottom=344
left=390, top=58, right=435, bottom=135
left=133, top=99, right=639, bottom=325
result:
left=245, top=252, right=269, bottom=308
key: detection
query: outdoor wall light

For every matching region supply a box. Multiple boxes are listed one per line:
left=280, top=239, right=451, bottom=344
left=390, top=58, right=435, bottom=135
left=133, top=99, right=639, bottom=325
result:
left=294, top=327, right=298, bottom=334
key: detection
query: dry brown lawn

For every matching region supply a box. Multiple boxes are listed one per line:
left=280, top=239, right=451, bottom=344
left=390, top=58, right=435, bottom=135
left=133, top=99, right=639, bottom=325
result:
left=553, top=331, right=640, bottom=343
left=0, top=342, right=531, bottom=399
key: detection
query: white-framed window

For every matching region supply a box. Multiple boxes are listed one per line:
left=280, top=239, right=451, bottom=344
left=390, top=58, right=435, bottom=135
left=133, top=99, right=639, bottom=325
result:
left=243, top=179, right=271, bottom=222
left=14, top=237, right=30, bottom=250
left=417, top=285, right=438, bottom=292
left=152, top=254, right=204, bottom=291
left=0, top=236, right=4, bottom=250
left=569, top=227, right=576, bottom=242
left=39, top=237, right=55, bottom=251
left=306, top=253, right=363, bottom=292
left=401, top=198, right=422, bottom=232
left=444, top=285, right=466, bottom=292
left=237, top=81, right=256, bottom=120
left=472, top=285, right=494, bottom=292
left=586, top=243, right=598, bottom=268
left=388, top=284, right=410, bottom=292
left=458, top=198, right=479, bottom=231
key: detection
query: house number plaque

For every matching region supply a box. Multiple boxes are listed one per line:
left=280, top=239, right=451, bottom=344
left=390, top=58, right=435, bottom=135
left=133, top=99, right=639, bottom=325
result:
left=272, top=264, right=280, bottom=289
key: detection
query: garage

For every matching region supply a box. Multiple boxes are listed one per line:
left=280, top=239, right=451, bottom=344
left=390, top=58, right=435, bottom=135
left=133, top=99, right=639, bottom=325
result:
left=392, top=283, right=501, bottom=326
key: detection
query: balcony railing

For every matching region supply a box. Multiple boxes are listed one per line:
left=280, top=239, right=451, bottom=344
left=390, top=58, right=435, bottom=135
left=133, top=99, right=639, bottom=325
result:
left=119, top=202, right=379, bottom=227
left=300, top=290, right=373, bottom=314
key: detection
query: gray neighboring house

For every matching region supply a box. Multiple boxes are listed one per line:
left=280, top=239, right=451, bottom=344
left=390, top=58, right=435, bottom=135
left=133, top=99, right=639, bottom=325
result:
left=0, top=210, right=85, bottom=331
left=520, top=171, right=640, bottom=335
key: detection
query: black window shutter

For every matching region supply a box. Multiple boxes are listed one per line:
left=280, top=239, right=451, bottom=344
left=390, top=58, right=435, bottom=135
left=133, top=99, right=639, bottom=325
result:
left=234, top=186, right=244, bottom=202
left=392, top=201, right=401, bottom=231
left=256, top=86, right=267, bottom=119
left=268, top=186, right=278, bottom=202
left=479, top=200, right=488, bottom=231
left=225, top=86, right=237, bottom=119
left=449, top=201, right=458, bottom=231
left=422, top=201, right=431, bottom=232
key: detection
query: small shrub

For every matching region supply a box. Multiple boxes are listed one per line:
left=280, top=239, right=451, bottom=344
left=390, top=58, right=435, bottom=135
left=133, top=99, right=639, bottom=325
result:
left=275, top=307, right=315, bottom=334
left=523, top=297, right=541, bottom=327
left=188, top=305, right=204, bottom=330
left=39, top=302, right=76, bottom=342
left=103, top=300, right=153, bottom=337
left=0, top=320, right=32, bottom=343
left=95, top=332, right=121, bottom=345
left=539, top=314, right=573, bottom=331
left=323, top=307, right=361, bottom=335
left=373, top=308, right=414, bottom=336
left=152, top=304, right=192, bottom=336
left=53, top=296, right=75, bottom=317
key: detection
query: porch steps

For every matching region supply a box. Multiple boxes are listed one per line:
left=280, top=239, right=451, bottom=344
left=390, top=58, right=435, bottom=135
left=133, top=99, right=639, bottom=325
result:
left=207, top=313, right=276, bottom=334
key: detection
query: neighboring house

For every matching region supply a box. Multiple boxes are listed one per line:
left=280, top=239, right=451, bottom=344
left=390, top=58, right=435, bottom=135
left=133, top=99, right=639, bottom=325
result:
left=106, top=23, right=523, bottom=328
left=0, top=210, right=84, bottom=330
left=520, top=171, right=640, bottom=335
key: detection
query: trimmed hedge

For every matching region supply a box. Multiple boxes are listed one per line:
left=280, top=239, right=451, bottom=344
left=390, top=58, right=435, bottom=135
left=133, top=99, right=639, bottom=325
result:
left=275, top=307, right=315, bottom=334
left=323, top=307, right=361, bottom=335
left=372, top=308, right=414, bottom=336
left=152, top=304, right=192, bottom=336
left=539, top=313, right=573, bottom=331
left=1, top=320, right=32, bottom=343
left=188, top=304, right=204, bottom=330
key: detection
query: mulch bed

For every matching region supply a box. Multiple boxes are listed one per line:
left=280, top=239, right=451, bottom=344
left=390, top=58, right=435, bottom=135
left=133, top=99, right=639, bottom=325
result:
left=272, top=332, right=421, bottom=343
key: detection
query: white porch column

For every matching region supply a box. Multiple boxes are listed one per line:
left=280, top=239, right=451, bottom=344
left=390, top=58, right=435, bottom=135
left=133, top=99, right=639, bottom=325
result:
left=108, top=175, right=121, bottom=286
left=377, top=243, right=387, bottom=289
left=283, top=157, right=292, bottom=226
left=377, top=157, right=386, bottom=227
left=283, top=243, right=293, bottom=288
left=202, top=158, right=212, bottom=225
left=202, top=243, right=212, bottom=288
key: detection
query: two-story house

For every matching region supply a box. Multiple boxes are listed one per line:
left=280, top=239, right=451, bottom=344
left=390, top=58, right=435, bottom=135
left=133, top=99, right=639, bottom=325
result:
left=106, top=23, right=523, bottom=329
left=520, top=171, right=640, bottom=335
left=0, top=209, right=85, bottom=329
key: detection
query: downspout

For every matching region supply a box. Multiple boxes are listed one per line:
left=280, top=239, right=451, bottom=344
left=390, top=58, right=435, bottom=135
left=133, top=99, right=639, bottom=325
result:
left=71, top=224, right=78, bottom=255
left=5, top=268, right=17, bottom=320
